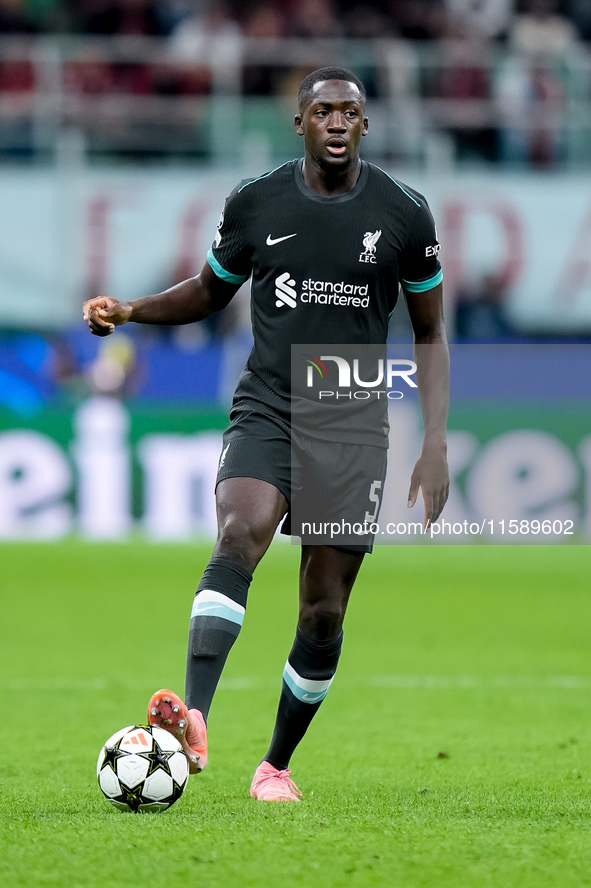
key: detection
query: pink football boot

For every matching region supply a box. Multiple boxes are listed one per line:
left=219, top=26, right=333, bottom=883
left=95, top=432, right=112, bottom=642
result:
left=147, top=689, right=208, bottom=774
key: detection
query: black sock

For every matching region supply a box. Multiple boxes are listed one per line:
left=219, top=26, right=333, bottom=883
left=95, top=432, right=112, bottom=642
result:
left=185, top=556, right=252, bottom=721
left=264, top=626, right=343, bottom=771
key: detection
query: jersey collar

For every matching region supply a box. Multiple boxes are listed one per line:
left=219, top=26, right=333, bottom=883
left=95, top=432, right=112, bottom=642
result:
left=295, top=159, right=369, bottom=204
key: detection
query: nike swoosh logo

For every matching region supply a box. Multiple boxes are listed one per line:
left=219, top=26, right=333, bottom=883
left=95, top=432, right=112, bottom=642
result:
left=266, top=233, right=297, bottom=246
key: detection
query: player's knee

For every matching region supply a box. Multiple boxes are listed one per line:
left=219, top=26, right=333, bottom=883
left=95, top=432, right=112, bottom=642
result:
left=299, top=600, right=344, bottom=640
left=214, top=513, right=272, bottom=570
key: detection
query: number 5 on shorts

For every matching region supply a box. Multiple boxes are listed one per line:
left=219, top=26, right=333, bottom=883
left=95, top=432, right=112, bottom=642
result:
left=364, top=480, right=382, bottom=523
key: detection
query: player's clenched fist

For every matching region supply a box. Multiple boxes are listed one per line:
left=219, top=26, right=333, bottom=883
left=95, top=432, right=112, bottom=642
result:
left=83, top=296, right=132, bottom=336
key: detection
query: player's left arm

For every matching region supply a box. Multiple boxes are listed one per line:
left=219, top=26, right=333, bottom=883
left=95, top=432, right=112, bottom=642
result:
left=403, top=282, right=450, bottom=530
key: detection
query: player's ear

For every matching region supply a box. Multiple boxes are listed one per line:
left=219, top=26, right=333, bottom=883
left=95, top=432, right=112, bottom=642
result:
left=294, top=113, right=304, bottom=136
left=362, top=116, right=369, bottom=136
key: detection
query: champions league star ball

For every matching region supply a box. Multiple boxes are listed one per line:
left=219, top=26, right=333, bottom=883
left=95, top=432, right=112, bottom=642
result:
left=97, top=724, right=189, bottom=813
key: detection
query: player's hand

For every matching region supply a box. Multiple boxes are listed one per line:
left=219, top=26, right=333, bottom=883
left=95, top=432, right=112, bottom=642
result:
left=407, top=443, right=450, bottom=531
left=83, top=296, right=133, bottom=336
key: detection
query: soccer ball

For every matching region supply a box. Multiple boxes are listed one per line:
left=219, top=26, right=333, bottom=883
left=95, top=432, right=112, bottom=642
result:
left=97, top=724, right=189, bottom=813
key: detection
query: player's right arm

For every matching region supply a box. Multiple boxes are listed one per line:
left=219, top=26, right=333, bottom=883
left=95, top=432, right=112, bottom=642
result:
left=83, top=260, right=240, bottom=337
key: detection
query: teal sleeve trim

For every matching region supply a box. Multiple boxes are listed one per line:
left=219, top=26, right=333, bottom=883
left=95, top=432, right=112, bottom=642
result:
left=206, top=248, right=249, bottom=285
left=402, top=268, right=443, bottom=293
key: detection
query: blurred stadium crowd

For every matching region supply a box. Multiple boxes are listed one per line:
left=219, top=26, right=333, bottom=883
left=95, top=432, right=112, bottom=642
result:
left=1, top=0, right=591, bottom=166
left=0, top=0, right=589, bottom=44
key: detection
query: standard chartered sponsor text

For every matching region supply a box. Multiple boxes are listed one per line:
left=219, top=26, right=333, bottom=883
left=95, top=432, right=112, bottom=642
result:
left=300, top=518, right=575, bottom=539
left=301, top=278, right=370, bottom=308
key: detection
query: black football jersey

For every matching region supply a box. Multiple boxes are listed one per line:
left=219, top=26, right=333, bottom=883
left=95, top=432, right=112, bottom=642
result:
left=208, top=159, right=442, bottom=441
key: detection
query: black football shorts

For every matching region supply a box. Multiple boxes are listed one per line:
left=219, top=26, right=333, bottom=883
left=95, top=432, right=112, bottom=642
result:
left=216, top=404, right=387, bottom=554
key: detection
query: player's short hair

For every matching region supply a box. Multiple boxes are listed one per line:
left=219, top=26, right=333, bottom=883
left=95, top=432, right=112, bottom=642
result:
left=298, top=67, right=367, bottom=111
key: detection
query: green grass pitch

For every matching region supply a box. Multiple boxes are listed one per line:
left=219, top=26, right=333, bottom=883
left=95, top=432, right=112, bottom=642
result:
left=1, top=541, right=590, bottom=888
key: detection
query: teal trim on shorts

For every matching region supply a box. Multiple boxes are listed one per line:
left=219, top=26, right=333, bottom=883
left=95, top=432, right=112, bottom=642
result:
left=206, top=248, right=249, bottom=285
left=402, top=269, right=443, bottom=293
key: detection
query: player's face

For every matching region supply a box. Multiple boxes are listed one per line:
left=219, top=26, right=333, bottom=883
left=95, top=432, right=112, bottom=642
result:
left=295, top=80, right=368, bottom=171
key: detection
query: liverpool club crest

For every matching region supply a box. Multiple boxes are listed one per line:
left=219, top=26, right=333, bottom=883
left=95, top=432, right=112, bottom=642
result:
left=359, top=229, right=381, bottom=264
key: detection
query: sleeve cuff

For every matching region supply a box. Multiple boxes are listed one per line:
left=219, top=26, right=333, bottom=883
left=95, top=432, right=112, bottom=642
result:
left=207, top=248, right=249, bottom=285
left=402, top=269, right=443, bottom=293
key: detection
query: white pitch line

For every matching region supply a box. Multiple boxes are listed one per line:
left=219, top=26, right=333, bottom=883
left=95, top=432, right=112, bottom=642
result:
left=3, top=676, right=590, bottom=691
left=370, top=675, right=591, bottom=689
